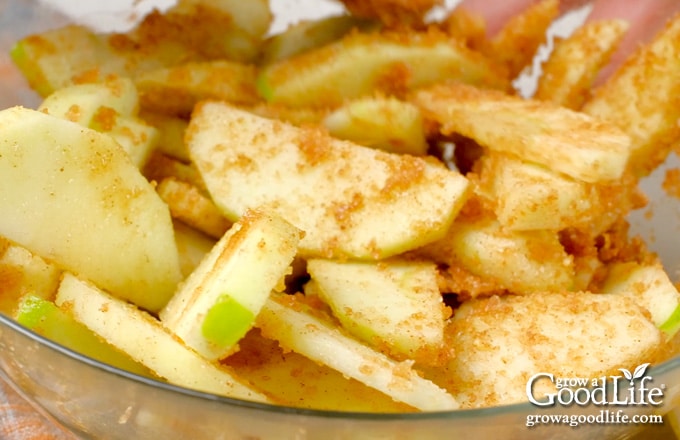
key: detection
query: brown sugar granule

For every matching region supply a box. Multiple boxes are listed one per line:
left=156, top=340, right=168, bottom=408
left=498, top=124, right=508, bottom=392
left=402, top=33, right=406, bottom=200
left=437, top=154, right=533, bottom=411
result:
left=92, top=106, right=118, bottom=131
left=595, top=219, right=657, bottom=265
left=559, top=227, right=597, bottom=258
left=223, top=328, right=280, bottom=369
left=456, top=187, right=494, bottom=221
left=71, top=68, right=102, bottom=85
left=330, top=192, right=365, bottom=230
left=379, top=154, right=425, bottom=197
left=437, top=263, right=507, bottom=300
left=296, top=126, right=333, bottom=167
left=375, top=61, right=412, bottom=98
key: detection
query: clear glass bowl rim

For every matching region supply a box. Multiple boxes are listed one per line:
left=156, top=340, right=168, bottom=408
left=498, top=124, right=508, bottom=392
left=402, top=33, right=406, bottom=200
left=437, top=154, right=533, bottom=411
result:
left=3, top=311, right=680, bottom=421
left=2, top=0, right=680, bottom=429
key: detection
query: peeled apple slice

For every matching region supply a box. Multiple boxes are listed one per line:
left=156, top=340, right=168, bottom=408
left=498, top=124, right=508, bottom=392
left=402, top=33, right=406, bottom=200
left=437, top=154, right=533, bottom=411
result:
left=257, top=294, right=459, bottom=411
left=55, top=273, right=269, bottom=403
left=602, top=262, right=680, bottom=337
left=257, top=30, right=509, bottom=107
left=187, top=101, right=469, bottom=260
left=38, top=78, right=158, bottom=168
left=307, top=258, right=448, bottom=364
left=0, top=106, right=182, bottom=313
left=322, top=97, right=428, bottom=155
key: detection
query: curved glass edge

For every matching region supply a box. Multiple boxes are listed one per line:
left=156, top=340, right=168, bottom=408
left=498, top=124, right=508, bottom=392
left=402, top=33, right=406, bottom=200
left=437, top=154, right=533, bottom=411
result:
left=1, top=0, right=679, bottom=430
left=2, top=312, right=680, bottom=422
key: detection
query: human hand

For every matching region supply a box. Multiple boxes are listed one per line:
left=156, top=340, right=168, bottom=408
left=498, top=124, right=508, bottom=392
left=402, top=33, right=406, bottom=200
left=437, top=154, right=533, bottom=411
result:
left=457, top=0, right=680, bottom=79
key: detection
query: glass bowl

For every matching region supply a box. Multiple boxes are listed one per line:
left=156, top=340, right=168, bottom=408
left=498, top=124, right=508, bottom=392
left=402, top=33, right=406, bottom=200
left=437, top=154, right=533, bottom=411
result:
left=1, top=0, right=680, bottom=438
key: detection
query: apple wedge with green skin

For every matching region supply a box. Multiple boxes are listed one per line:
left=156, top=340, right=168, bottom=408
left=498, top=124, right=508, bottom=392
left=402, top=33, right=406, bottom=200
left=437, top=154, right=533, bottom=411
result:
left=257, top=294, right=459, bottom=411
left=134, top=60, right=260, bottom=117
left=257, top=30, right=509, bottom=108
left=10, top=25, right=113, bottom=98
left=602, top=262, right=680, bottom=337
left=187, top=101, right=470, bottom=260
left=38, top=78, right=159, bottom=168
left=15, top=295, right=153, bottom=378
left=0, top=107, right=182, bottom=313
left=307, top=259, right=448, bottom=364
left=323, top=97, right=429, bottom=155
left=38, top=76, right=140, bottom=120
left=160, top=209, right=301, bottom=361
left=10, top=25, right=197, bottom=98
left=55, top=273, right=270, bottom=403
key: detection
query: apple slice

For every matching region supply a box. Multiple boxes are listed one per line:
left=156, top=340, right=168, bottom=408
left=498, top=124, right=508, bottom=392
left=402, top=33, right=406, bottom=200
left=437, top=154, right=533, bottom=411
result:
left=172, top=221, right=215, bottom=278
left=601, top=262, right=680, bottom=337
left=257, top=30, right=509, bottom=107
left=10, top=25, right=112, bottom=97
left=187, top=101, right=470, bottom=259
left=142, top=152, right=206, bottom=191
left=479, top=152, right=636, bottom=233
left=15, top=295, right=152, bottom=378
left=139, top=113, right=191, bottom=162
left=257, top=294, right=459, bottom=411
left=0, top=239, right=62, bottom=315
left=38, top=76, right=140, bottom=120
left=134, top=60, right=259, bottom=117
left=38, top=78, right=159, bottom=168
left=223, top=329, right=413, bottom=412
left=440, top=291, right=662, bottom=407
left=411, top=81, right=632, bottom=183
left=307, top=258, right=448, bottom=364
left=534, top=19, right=629, bottom=110
left=420, top=216, right=574, bottom=294
left=10, top=25, right=197, bottom=97
left=160, top=210, right=301, bottom=361
left=55, top=273, right=270, bottom=402
left=156, top=177, right=231, bottom=240
left=0, top=107, right=182, bottom=312
left=157, top=0, right=271, bottom=62
left=260, top=15, right=378, bottom=64
left=101, top=117, right=158, bottom=168
left=582, top=13, right=680, bottom=177
left=322, top=97, right=428, bottom=155
left=485, top=0, right=559, bottom=78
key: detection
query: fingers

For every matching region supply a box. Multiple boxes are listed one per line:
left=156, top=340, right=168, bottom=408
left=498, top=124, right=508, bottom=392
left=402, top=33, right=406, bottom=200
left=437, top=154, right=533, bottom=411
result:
left=456, top=0, right=540, bottom=36
left=456, top=0, right=591, bottom=36
left=588, top=0, right=680, bottom=79
left=456, top=0, right=680, bottom=83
